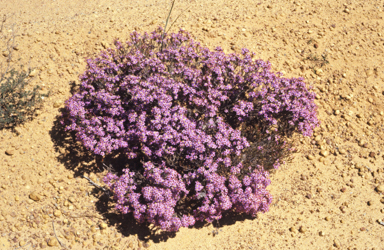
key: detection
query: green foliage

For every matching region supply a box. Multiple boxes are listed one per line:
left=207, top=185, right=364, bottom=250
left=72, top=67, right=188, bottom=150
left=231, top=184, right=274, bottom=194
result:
left=0, top=68, right=47, bottom=129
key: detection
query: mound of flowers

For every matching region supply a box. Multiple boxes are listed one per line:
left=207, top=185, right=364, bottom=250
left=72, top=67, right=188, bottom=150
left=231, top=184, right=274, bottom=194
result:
left=61, top=27, right=319, bottom=231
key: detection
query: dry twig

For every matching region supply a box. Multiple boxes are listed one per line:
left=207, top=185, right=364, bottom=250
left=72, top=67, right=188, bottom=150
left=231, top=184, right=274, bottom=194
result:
left=52, top=221, right=67, bottom=249
left=82, top=175, right=108, bottom=193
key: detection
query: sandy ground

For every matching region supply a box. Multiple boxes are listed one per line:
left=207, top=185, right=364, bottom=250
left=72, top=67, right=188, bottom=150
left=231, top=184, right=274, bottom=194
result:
left=1, top=0, right=384, bottom=249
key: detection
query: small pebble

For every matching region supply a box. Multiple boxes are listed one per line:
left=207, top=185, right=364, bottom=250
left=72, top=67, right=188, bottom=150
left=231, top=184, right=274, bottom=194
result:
left=28, top=69, right=37, bottom=77
left=68, top=197, right=76, bottom=203
left=143, top=242, right=151, bottom=248
left=307, top=155, right=315, bottom=160
left=5, top=149, right=15, bottom=156
left=299, top=226, right=306, bottom=233
left=53, top=101, right=62, bottom=108
left=320, top=150, right=329, bottom=157
left=53, top=210, right=62, bottom=217
left=334, top=239, right=341, bottom=248
left=100, top=222, right=107, bottom=230
left=369, top=152, right=375, bottom=158
left=47, top=237, right=58, bottom=247
left=29, top=192, right=41, bottom=201
left=376, top=185, right=384, bottom=193
left=19, top=240, right=26, bottom=247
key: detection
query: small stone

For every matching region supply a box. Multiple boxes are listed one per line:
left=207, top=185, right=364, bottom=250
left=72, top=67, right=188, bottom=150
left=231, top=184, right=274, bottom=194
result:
left=339, top=149, right=346, bottom=155
left=319, top=231, right=325, bottom=236
left=86, top=219, right=93, bottom=225
left=344, top=8, right=350, bottom=14
left=325, top=216, right=330, bottom=221
left=339, top=206, right=346, bottom=213
left=369, top=152, right=375, bottom=158
left=289, top=227, right=297, bottom=233
left=360, top=227, right=365, bottom=231
left=307, top=155, right=315, bottom=160
left=68, top=197, right=76, bottom=203
left=358, top=140, right=366, bottom=147
left=53, top=101, right=62, bottom=108
left=334, top=239, right=341, bottom=248
left=28, top=69, right=37, bottom=77
left=100, top=222, right=107, bottom=230
left=5, top=149, right=15, bottom=156
left=376, top=185, right=384, bottom=193
left=320, top=150, right=329, bottom=157
left=101, top=41, right=108, bottom=48
left=341, top=187, right=346, bottom=193
left=53, top=210, right=62, bottom=217
left=315, top=68, right=323, bottom=76
left=29, top=192, right=41, bottom=201
left=299, top=226, right=306, bottom=233
left=143, top=242, right=151, bottom=248
left=19, top=240, right=26, bottom=247
left=334, top=110, right=340, bottom=115
left=47, top=237, right=58, bottom=247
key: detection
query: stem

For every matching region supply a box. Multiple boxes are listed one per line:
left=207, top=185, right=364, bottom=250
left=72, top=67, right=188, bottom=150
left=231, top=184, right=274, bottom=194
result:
left=160, top=0, right=176, bottom=52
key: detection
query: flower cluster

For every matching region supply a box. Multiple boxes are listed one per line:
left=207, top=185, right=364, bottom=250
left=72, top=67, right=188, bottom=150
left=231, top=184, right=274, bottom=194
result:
left=61, top=27, right=319, bottom=231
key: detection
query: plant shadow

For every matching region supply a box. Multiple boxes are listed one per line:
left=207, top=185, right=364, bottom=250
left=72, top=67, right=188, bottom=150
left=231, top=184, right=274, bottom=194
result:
left=50, top=116, right=265, bottom=243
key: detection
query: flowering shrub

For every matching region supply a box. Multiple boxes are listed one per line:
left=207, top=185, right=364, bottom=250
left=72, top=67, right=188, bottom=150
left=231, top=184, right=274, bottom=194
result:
left=61, top=27, right=319, bottom=231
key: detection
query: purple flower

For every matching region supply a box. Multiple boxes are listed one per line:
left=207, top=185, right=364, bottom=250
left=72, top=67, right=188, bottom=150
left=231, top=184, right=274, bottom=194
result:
left=62, top=27, right=319, bottom=232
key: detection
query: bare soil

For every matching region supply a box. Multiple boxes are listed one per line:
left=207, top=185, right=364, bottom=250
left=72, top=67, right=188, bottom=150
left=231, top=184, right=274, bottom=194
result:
left=1, top=0, right=384, bottom=249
